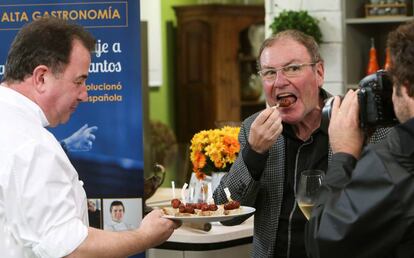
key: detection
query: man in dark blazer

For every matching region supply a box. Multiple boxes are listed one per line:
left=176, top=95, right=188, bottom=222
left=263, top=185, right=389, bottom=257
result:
left=214, top=30, right=388, bottom=258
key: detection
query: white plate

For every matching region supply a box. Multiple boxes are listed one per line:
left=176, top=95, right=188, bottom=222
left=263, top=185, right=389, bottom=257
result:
left=162, top=206, right=255, bottom=223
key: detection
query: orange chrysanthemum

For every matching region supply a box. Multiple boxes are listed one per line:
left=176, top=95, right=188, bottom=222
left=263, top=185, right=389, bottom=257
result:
left=190, top=126, right=241, bottom=179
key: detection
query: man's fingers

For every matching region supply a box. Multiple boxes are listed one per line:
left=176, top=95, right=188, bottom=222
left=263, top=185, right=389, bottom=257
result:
left=331, top=95, right=342, bottom=119
left=254, top=107, right=278, bottom=125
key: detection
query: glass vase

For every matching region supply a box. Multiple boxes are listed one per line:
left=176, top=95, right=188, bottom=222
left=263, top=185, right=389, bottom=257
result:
left=211, top=171, right=226, bottom=192
left=189, top=173, right=210, bottom=203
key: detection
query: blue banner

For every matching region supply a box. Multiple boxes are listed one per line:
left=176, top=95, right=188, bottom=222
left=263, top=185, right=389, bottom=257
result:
left=0, top=0, right=144, bottom=198
left=0, top=0, right=144, bottom=239
left=0, top=2, right=128, bottom=30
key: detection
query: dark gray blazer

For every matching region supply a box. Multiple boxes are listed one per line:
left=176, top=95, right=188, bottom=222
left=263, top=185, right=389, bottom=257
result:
left=213, top=111, right=390, bottom=258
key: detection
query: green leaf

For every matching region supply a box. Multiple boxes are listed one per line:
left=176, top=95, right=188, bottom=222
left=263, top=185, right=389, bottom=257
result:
left=269, top=10, right=323, bottom=44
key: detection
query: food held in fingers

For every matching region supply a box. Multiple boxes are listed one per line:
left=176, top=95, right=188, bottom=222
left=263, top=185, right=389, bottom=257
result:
left=277, top=93, right=297, bottom=107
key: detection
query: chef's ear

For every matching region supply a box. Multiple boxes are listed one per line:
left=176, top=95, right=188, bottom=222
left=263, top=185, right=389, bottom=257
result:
left=32, top=65, right=49, bottom=93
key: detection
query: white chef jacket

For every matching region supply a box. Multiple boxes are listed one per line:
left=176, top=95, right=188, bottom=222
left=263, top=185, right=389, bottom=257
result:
left=0, top=85, right=88, bottom=258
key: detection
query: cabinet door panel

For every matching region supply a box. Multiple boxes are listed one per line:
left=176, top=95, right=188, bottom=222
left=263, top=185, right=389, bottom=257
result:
left=174, top=5, right=264, bottom=143
left=176, top=20, right=214, bottom=142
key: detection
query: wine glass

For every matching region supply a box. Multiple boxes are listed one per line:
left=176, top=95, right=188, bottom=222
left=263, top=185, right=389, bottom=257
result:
left=296, top=169, right=324, bottom=220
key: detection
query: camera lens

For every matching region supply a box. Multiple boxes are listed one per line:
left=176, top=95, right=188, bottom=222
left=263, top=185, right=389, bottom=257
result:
left=322, top=97, right=334, bottom=120
left=321, top=96, right=335, bottom=130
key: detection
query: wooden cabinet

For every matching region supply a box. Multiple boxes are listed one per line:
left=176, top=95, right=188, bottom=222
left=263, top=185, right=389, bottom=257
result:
left=174, top=4, right=265, bottom=143
left=343, top=0, right=413, bottom=89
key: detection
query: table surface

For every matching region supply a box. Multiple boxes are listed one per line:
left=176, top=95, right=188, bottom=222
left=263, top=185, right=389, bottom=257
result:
left=146, top=187, right=254, bottom=244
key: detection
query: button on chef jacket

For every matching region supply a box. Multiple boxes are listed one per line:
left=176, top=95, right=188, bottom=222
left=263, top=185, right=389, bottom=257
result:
left=0, top=85, right=88, bottom=257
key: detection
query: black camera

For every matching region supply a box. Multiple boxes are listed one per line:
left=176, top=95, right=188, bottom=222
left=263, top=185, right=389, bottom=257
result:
left=322, top=70, right=398, bottom=129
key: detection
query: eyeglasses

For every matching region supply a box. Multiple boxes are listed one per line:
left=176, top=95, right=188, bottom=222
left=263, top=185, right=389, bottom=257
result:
left=258, top=62, right=318, bottom=84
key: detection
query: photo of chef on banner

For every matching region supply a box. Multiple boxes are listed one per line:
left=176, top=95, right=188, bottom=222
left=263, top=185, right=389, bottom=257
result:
left=103, top=198, right=142, bottom=232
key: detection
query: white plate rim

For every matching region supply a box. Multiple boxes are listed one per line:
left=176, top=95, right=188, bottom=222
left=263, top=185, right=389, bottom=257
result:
left=162, top=206, right=255, bottom=223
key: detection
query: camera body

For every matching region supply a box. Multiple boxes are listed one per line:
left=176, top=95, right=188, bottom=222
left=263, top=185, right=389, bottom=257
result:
left=322, top=70, right=398, bottom=129
left=358, top=70, right=397, bottom=128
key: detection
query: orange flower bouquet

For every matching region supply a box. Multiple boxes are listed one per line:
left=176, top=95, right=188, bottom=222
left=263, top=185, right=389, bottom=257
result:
left=190, top=126, right=241, bottom=180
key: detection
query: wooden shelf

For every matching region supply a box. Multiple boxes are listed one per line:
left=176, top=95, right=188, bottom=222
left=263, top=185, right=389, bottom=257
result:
left=346, top=16, right=413, bottom=24
left=343, top=0, right=414, bottom=88
left=365, top=2, right=408, bottom=17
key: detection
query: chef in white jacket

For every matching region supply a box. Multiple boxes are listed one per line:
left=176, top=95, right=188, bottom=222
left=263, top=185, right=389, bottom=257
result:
left=0, top=17, right=179, bottom=258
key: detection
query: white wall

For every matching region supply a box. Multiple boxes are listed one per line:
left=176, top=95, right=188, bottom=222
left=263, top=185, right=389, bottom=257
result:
left=140, top=0, right=163, bottom=87
left=266, top=0, right=344, bottom=95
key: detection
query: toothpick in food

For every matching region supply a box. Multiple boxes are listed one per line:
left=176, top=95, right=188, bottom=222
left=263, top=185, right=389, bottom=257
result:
left=181, top=183, right=188, bottom=205
left=224, top=187, right=233, bottom=202
left=171, top=181, right=176, bottom=199
left=207, top=183, right=214, bottom=204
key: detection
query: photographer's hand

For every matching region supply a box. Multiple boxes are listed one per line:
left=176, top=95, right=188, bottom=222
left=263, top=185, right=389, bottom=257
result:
left=61, top=124, right=98, bottom=152
left=329, top=90, right=364, bottom=159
